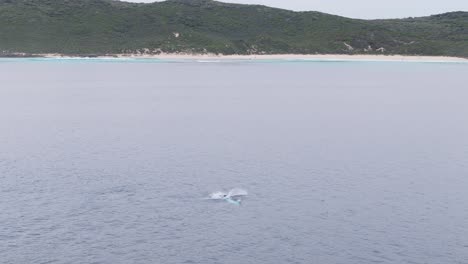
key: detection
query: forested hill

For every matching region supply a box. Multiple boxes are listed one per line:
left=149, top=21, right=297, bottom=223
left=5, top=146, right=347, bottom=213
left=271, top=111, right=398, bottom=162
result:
left=0, top=0, right=467, bottom=57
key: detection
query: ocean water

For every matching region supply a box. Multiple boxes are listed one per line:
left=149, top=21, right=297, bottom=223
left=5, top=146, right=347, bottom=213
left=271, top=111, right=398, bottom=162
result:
left=1, top=59, right=468, bottom=264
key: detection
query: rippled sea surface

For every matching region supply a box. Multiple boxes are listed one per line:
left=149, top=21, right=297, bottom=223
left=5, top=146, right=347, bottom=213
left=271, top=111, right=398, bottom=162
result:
left=1, top=60, right=468, bottom=264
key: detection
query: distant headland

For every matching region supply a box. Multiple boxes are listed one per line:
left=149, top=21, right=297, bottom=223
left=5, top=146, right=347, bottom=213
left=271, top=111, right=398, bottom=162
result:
left=1, top=0, right=467, bottom=58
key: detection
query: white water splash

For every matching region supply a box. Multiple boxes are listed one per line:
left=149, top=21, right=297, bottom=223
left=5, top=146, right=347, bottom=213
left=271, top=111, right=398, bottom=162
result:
left=227, top=188, right=248, bottom=198
left=208, top=188, right=248, bottom=201
left=209, top=191, right=228, bottom=200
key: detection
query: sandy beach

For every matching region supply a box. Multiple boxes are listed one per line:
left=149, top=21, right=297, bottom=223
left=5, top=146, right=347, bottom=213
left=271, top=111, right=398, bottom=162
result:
left=35, top=53, right=468, bottom=63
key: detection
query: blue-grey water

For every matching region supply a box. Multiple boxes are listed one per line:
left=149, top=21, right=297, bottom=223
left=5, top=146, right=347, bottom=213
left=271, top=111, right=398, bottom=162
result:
left=1, top=59, right=468, bottom=264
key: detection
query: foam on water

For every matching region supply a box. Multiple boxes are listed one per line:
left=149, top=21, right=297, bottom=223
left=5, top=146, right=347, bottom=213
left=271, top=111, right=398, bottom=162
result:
left=208, top=188, right=248, bottom=200
left=227, top=188, right=248, bottom=197
left=208, top=191, right=227, bottom=200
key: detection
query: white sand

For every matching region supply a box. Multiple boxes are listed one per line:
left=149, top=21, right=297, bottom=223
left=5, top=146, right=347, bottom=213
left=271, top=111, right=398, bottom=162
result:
left=40, top=53, right=468, bottom=62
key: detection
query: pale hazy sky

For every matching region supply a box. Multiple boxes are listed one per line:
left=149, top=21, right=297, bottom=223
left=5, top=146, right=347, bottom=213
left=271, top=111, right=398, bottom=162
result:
left=127, top=0, right=468, bottom=19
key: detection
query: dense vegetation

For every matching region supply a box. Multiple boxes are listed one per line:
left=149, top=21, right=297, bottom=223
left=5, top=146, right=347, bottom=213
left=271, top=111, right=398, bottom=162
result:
left=0, top=0, right=467, bottom=56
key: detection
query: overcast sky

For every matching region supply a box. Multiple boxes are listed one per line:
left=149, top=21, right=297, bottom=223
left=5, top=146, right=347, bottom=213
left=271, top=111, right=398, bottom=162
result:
left=127, top=0, right=468, bottom=19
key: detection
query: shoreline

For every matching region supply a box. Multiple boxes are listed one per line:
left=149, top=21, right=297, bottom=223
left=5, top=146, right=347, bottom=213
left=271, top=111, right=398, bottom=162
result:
left=2, top=53, right=467, bottom=63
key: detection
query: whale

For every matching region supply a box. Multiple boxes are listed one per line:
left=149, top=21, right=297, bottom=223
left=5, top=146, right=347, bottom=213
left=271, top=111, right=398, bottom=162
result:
left=208, top=188, right=248, bottom=205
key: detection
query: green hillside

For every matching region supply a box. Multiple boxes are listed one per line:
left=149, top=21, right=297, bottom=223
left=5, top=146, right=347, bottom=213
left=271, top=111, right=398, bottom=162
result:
left=0, top=0, right=467, bottom=56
